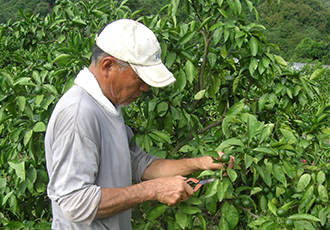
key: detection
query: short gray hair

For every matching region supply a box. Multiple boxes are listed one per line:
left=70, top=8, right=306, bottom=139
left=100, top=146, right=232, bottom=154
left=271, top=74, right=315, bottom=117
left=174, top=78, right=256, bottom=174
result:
left=91, top=44, right=130, bottom=71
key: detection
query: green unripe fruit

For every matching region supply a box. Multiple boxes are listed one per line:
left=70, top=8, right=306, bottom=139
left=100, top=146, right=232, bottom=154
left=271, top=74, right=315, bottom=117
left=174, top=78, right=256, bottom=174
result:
left=276, top=208, right=286, bottom=217
left=263, top=187, right=270, bottom=194
left=242, top=199, right=251, bottom=207
left=34, top=85, right=43, bottom=95
left=214, top=170, right=221, bottom=178
left=221, top=154, right=230, bottom=163
left=186, top=106, right=193, bottom=113
left=241, top=137, right=248, bottom=144
left=233, top=199, right=241, bottom=206
left=285, top=218, right=293, bottom=228
left=138, top=126, right=145, bottom=133
left=315, top=197, right=322, bottom=204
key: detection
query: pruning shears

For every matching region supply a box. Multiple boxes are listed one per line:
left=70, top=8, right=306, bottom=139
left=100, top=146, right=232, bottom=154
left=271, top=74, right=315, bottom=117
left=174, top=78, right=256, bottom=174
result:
left=186, top=178, right=217, bottom=192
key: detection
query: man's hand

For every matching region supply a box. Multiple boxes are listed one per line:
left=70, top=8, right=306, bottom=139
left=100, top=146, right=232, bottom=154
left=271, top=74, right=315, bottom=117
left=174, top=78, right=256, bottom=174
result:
left=197, top=151, right=235, bottom=172
left=148, top=176, right=194, bottom=206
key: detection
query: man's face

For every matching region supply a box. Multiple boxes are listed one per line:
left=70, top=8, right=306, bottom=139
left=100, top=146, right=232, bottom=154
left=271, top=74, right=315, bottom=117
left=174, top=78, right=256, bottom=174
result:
left=101, top=62, right=149, bottom=106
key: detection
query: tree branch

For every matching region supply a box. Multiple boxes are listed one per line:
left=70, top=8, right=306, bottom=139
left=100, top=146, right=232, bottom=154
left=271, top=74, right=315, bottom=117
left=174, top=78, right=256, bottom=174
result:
left=173, top=107, right=227, bottom=153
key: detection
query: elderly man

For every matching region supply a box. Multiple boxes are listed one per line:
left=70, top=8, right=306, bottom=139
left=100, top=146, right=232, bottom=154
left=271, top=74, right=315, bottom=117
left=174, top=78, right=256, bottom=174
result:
left=45, top=19, right=233, bottom=229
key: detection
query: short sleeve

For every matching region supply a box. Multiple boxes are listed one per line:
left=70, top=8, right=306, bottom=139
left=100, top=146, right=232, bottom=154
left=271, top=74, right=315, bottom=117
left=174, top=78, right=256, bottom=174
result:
left=125, top=126, right=159, bottom=183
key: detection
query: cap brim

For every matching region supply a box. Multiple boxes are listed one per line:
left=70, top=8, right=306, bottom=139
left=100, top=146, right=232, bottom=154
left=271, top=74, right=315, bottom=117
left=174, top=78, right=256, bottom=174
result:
left=130, top=63, right=176, bottom=88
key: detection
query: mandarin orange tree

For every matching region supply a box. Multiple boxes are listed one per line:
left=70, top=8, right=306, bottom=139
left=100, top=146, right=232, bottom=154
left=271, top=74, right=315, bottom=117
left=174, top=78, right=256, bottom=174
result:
left=0, top=0, right=329, bottom=229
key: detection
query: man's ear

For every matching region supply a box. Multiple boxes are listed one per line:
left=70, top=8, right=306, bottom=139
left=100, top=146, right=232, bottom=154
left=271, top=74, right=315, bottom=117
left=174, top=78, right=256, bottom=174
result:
left=100, top=56, right=117, bottom=77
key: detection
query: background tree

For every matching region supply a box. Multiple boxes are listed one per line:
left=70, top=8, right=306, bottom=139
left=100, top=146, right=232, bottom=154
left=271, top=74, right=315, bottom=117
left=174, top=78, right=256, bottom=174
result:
left=257, top=0, right=330, bottom=62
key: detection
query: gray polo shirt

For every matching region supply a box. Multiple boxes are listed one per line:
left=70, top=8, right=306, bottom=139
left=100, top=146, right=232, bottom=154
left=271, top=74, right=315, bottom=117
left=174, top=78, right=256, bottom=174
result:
left=45, top=84, right=158, bottom=229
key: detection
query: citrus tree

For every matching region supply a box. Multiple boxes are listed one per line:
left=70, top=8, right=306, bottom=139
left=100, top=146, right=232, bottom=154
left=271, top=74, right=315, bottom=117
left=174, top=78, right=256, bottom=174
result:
left=0, top=0, right=329, bottom=229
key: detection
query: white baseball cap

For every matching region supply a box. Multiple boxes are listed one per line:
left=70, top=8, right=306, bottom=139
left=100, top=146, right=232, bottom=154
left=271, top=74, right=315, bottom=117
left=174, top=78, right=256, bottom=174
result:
left=95, top=19, right=176, bottom=88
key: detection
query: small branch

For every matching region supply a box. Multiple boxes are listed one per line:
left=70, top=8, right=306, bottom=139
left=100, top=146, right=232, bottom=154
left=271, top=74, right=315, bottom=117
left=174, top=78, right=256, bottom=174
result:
left=238, top=206, right=261, bottom=219
left=173, top=107, right=227, bottom=153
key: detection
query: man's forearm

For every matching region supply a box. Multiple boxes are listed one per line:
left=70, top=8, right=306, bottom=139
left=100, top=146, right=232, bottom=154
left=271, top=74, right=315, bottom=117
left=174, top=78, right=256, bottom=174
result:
left=95, top=182, right=154, bottom=219
left=142, top=156, right=214, bottom=181
left=95, top=176, right=193, bottom=219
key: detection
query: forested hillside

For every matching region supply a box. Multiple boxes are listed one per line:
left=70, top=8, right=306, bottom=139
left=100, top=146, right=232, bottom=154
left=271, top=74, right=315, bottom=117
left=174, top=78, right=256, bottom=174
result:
left=0, top=0, right=330, bottom=63
left=0, top=0, right=55, bottom=23
left=257, top=0, right=330, bottom=63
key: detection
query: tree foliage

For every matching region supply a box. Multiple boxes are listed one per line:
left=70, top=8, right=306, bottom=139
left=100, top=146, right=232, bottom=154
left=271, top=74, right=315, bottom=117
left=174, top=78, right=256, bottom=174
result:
left=0, top=0, right=330, bottom=229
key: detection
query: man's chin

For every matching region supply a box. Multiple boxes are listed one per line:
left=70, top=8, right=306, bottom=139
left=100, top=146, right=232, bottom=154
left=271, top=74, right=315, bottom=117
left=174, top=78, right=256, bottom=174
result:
left=118, top=96, right=140, bottom=107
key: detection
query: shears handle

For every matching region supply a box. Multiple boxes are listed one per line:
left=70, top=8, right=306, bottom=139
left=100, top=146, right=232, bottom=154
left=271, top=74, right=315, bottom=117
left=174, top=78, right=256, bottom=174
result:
left=185, top=178, right=202, bottom=192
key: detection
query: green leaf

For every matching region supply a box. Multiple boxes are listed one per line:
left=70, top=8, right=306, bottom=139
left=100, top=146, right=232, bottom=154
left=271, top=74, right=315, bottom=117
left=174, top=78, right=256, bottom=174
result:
left=221, top=202, right=239, bottom=229
left=175, top=209, right=188, bottom=229
left=268, top=200, right=277, bottom=215
left=251, top=187, right=262, bottom=196
left=194, top=89, right=206, bottom=100
left=6, top=221, right=24, bottom=229
left=217, top=179, right=230, bottom=201
left=146, top=204, right=168, bottom=220
left=227, top=168, right=237, bottom=182
left=249, top=58, right=258, bottom=76
left=245, top=154, right=253, bottom=169
left=247, top=114, right=257, bottom=140
left=156, top=101, right=168, bottom=117
left=218, top=216, right=230, bottom=230
left=299, top=186, right=314, bottom=211
left=225, top=100, right=244, bottom=116
left=318, top=184, right=328, bottom=201
left=253, top=147, right=277, bottom=156
left=208, top=53, right=217, bottom=68
left=52, top=54, right=73, bottom=63
left=179, top=31, right=195, bottom=45
left=72, top=16, right=87, bottom=26
left=57, top=34, right=66, bottom=43
left=216, top=138, right=244, bottom=151
left=280, top=128, right=297, bottom=144
left=322, top=128, right=330, bottom=135
left=310, top=68, right=325, bottom=80
left=297, top=174, right=311, bottom=192
left=316, top=171, right=326, bottom=185
left=185, top=60, right=196, bottom=84
left=33, top=122, right=46, bottom=132
left=43, top=84, right=58, bottom=95
left=300, top=77, right=314, bottom=100
left=210, top=21, right=224, bottom=31
left=203, top=150, right=219, bottom=158
left=204, top=179, right=219, bottom=198
left=17, top=96, right=26, bottom=112
left=8, top=160, right=25, bottom=181
left=198, top=15, right=213, bottom=30
left=196, top=213, right=207, bottom=230
left=272, top=164, right=287, bottom=187
left=2, top=191, right=14, bottom=206
left=198, top=170, right=214, bottom=178
left=174, top=69, right=186, bottom=91
left=289, top=213, right=320, bottom=222
left=24, top=130, right=33, bottom=146
left=148, top=130, right=171, bottom=143
left=254, top=164, right=271, bottom=187
left=34, top=222, right=52, bottom=230
left=249, top=36, right=258, bottom=56
left=0, top=71, right=13, bottom=85
left=14, top=77, right=31, bottom=86
left=274, top=55, right=287, bottom=67
left=178, top=202, right=200, bottom=214
left=258, top=93, right=268, bottom=110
